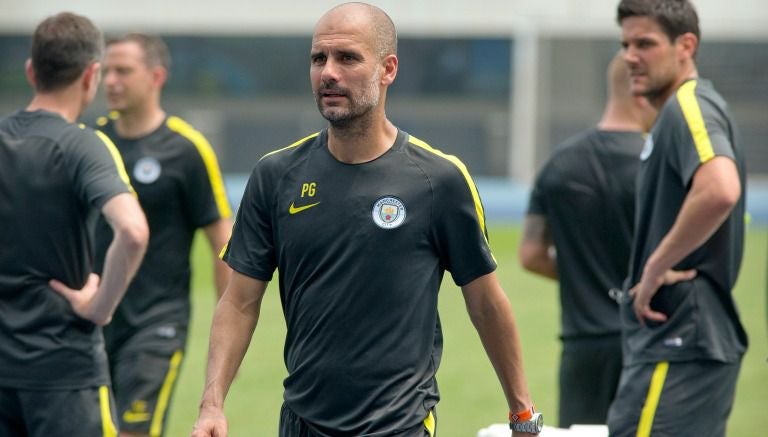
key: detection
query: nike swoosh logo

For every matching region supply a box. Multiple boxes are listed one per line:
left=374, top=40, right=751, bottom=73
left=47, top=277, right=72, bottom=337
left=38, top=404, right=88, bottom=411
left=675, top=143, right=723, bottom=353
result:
left=289, top=201, right=320, bottom=214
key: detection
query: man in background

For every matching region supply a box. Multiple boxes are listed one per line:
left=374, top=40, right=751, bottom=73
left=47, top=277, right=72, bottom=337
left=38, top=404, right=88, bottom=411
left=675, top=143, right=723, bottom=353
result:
left=94, top=33, right=232, bottom=437
left=192, top=2, right=542, bottom=436
left=608, top=1, right=747, bottom=435
left=0, top=12, right=148, bottom=436
left=519, top=51, right=655, bottom=427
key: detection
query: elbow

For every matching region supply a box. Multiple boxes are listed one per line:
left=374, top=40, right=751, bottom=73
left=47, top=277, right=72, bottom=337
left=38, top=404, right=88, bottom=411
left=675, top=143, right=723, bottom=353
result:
left=124, top=216, right=150, bottom=254
left=91, top=314, right=113, bottom=327
left=517, top=244, right=535, bottom=271
left=710, top=182, right=741, bottom=216
left=518, top=243, right=546, bottom=273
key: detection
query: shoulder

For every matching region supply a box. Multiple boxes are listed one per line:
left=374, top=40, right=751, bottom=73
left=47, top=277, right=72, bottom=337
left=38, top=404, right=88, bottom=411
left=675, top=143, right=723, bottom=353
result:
left=401, top=134, right=483, bottom=199
left=536, top=129, right=598, bottom=177
left=402, top=134, right=471, bottom=178
left=257, top=131, right=321, bottom=169
left=61, top=122, right=115, bottom=152
left=551, top=129, right=599, bottom=157
left=163, top=115, right=211, bottom=149
left=664, top=79, right=727, bottom=124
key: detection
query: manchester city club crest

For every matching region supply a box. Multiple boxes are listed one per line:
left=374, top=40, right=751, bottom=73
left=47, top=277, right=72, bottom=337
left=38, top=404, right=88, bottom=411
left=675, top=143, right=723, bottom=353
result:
left=371, top=196, right=406, bottom=229
left=133, top=157, right=162, bottom=184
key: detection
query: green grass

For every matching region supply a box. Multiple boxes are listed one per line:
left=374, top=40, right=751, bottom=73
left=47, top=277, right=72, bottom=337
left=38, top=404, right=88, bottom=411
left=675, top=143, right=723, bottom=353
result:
left=168, top=225, right=767, bottom=436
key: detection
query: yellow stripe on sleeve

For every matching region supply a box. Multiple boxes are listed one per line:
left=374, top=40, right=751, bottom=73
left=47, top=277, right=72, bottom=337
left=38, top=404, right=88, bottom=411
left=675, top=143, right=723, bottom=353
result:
left=149, top=349, right=184, bottom=437
left=166, top=116, right=232, bottom=218
left=407, top=135, right=488, bottom=239
left=98, top=385, right=118, bottom=437
left=677, top=80, right=715, bottom=163
left=94, top=129, right=135, bottom=195
left=637, top=361, right=669, bottom=437
left=260, top=132, right=321, bottom=161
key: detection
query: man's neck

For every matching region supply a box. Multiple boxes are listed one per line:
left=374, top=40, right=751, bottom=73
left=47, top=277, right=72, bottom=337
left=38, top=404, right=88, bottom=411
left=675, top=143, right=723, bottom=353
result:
left=326, top=117, right=398, bottom=164
left=598, top=104, right=645, bottom=132
left=26, top=90, right=83, bottom=123
left=650, top=65, right=699, bottom=110
left=115, top=105, right=166, bottom=139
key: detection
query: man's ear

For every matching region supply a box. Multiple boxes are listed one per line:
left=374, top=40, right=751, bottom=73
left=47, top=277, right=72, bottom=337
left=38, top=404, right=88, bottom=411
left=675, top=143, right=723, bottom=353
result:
left=25, top=59, right=37, bottom=89
left=152, top=65, right=168, bottom=89
left=82, top=62, right=102, bottom=92
left=677, top=32, right=699, bottom=61
left=380, top=54, right=398, bottom=86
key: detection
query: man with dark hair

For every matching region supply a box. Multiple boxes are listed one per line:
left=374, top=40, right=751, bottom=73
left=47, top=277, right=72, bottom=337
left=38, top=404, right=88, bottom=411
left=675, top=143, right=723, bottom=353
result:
left=94, top=32, right=233, bottom=437
left=608, top=1, right=747, bottom=435
left=0, top=12, right=148, bottom=436
left=192, top=2, right=541, bottom=436
left=519, top=52, right=656, bottom=428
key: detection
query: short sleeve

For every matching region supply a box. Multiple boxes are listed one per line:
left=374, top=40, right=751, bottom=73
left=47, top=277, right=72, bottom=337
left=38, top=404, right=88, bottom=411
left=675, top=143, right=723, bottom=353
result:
left=65, top=126, right=132, bottom=209
left=222, top=162, right=277, bottom=281
left=431, top=162, right=496, bottom=286
left=673, top=82, right=736, bottom=187
left=181, top=141, right=232, bottom=228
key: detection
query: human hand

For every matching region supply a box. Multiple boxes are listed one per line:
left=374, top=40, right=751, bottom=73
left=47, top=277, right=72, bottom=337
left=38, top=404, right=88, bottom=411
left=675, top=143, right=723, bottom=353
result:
left=629, top=268, right=696, bottom=325
left=49, top=273, right=102, bottom=324
left=191, top=405, right=228, bottom=437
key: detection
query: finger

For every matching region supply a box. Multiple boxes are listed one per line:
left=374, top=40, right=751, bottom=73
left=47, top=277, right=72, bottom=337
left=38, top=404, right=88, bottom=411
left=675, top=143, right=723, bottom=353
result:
left=48, top=279, right=75, bottom=297
left=641, top=308, right=668, bottom=323
left=663, top=269, right=697, bottom=285
left=84, top=273, right=100, bottom=291
left=628, top=285, right=637, bottom=297
left=633, top=303, right=647, bottom=326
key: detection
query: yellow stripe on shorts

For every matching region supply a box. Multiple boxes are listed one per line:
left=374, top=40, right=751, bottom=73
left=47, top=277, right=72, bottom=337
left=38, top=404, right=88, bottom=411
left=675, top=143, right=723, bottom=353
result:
left=98, top=385, right=117, bottom=437
left=149, top=349, right=184, bottom=437
left=637, top=361, right=669, bottom=437
left=424, top=409, right=436, bottom=437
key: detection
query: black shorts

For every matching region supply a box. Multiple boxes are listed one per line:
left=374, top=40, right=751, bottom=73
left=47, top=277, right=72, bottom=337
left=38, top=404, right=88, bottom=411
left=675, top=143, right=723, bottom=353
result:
left=559, top=334, right=622, bottom=427
left=0, top=385, right=117, bottom=437
left=607, top=359, right=741, bottom=437
left=279, top=403, right=437, bottom=437
left=107, top=322, right=187, bottom=436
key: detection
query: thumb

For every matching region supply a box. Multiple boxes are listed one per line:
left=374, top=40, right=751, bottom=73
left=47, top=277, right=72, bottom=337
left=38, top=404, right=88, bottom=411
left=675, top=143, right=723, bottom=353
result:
left=49, top=278, right=76, bottom=298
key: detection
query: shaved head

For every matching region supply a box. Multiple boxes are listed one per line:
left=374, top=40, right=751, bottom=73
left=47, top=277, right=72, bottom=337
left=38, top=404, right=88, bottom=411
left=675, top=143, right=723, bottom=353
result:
left=316, top=2, right=397, bottom=60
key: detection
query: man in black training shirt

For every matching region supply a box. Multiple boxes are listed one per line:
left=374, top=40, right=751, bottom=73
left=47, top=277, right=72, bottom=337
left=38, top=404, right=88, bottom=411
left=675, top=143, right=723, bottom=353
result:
left=94, top=33, right=233, bottom=437
left=519, top=52, right=656, bottom=427
left=192, top=3, right=542, bottom=437
left=0, top=12, right=148, bottom=437
left=608, top=1, right=747, bottom=436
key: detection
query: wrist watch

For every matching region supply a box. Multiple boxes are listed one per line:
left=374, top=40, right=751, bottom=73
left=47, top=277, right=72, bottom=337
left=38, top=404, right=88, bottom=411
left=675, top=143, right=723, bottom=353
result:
left=509, top=406, right=543, bottom=434
left=509, top=412, right=543, bottom=434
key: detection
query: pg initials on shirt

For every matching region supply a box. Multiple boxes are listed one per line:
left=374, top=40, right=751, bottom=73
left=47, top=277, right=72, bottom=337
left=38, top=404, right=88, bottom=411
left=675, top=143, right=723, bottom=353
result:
left=301, top=182, right=317, bottom=197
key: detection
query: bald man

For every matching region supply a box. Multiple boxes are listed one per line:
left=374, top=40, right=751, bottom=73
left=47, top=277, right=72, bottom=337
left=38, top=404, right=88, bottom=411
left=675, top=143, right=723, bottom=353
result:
left=518, top=52, right=656, bottom=427
left=192, top=2, right=540, bottom=436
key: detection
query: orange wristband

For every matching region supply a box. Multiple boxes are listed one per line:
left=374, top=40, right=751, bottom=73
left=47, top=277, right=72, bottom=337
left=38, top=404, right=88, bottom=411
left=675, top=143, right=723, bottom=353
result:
left=509, top=405, right=535, bottom=423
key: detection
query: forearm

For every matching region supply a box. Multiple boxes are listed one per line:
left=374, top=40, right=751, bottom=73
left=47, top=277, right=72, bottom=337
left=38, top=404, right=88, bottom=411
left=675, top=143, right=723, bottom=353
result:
left=89, top=193, right=148, bottom=325
left=644, top=157, right=740, bottom=277
left=518, top=242, right=557, bottom=280
left=91, top=227, right=147, bottom=324
left=200, top=273, right=265, bottom=409
left=463, top=274, right=532, bottom=413
left=519, top=215, right=557, bottom=280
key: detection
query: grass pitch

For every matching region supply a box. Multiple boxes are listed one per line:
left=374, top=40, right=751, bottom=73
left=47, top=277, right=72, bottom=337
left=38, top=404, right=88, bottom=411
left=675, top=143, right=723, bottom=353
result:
left=168, top=225, right=767, bottom=436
